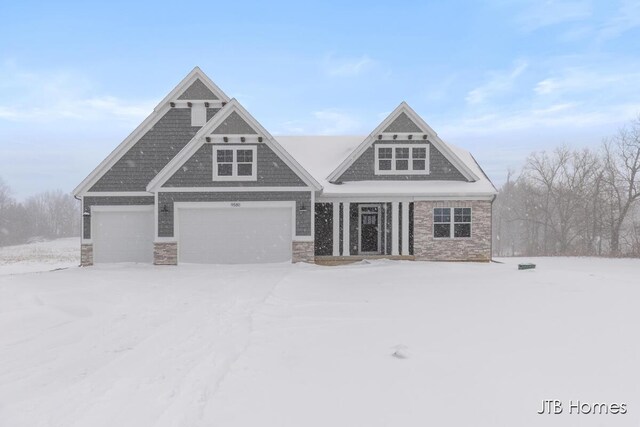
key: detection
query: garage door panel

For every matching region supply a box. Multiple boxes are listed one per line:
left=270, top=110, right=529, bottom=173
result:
left=93, top=209, right=154, bottom=263
left=178, top=207, right=292, bottom=264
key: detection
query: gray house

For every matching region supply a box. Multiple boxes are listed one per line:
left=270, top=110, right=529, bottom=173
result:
left=73, top=67, right=496, bottom=265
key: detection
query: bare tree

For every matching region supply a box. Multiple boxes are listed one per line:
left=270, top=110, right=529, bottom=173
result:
left=602, top=117, right=640, bottom=255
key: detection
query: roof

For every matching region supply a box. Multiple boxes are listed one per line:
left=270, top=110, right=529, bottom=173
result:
left=275, top=136, right=497, bottom=198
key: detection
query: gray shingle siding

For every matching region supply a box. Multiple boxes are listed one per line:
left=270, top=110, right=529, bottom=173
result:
left=212, top=111, right=257, bottom=134
left=82, top=196, right=154, bottom=239
left=163, top=143, right=306, bottom=187
left=177, top=78, right=219, bottom=100
left=89, top=108, right=221, bottom=192
left=383, top=112, right=422, bottom=133
left=158, top=191, right=312, bottom=237
left=336, top=140, right=467, bottom=182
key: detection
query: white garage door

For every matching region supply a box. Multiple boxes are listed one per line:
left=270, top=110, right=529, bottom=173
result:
left=178, top=205, right=292, bottom=264
left=92, top=207, right=154, bottom=263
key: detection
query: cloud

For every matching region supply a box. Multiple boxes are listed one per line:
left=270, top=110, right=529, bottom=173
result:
left=466, top=60, right=529, bottom=105
left=276, top=109, right=362, bottom=135
left=322, top=54, right=375, bottom=77
left=0, top=63, right=155, bottom=124
left=507, top=0, right=593, bottom=31
left=534, top=67, right=640, bottom=95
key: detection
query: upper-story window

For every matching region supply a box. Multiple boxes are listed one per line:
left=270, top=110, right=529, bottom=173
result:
left=375, top=144, right=429, bottom=175
left=213, top=146, right=257, bottom=181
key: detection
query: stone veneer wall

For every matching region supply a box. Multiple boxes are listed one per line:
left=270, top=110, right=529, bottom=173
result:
left=81, top=244, right=93, bottom=266
left=154, top=242, right=178, bottom=265
left=414, top=200, right=492, bottom=261
left=292, top=241, right=315, bottom=263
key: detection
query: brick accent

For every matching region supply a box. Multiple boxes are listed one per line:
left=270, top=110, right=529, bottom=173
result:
left=414, top=200, right=492, bottom=262
left=292, top=241, right=315, bottom=263
left=154, top=242, right=178, bottom=265
left=81, top=244, right=93, bottom=266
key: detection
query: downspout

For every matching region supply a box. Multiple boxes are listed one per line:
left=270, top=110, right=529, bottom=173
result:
left=74, top=194, right=82, bottom=267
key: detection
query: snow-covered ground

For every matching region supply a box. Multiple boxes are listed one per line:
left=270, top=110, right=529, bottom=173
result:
left=1, top=251, right=639, bottom=426
left=0, top=237, right=79, bottom=275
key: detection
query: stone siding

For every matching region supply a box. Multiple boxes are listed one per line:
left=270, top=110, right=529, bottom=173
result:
left=414, top=200, right=492, bottom=261
left=81, top=244, right=93, bottom=266
left=154, top=242, right=178, bottom=265
left=292, top=241, right=315, bottom=263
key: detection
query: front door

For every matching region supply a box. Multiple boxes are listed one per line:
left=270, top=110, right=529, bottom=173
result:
left=359, top=205, right=380, bottom=254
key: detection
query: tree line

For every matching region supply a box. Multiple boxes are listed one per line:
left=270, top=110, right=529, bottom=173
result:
left=0, top=178, right=80, bottom=246
left=493, top=117, right=640, bottom=257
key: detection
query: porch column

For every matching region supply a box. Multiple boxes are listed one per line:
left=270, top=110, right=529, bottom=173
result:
left=332, top=202, right=340, bottom=256
left=401, top=201, right=410, bottom=255
left=342, top=202, right=350, bottom=256
left=392, top=201, right=400, bottom=256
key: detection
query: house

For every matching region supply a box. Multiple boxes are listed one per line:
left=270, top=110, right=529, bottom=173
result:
left=73, top=67, right=497, bottom=265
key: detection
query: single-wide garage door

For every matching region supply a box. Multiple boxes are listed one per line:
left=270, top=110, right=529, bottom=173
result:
left=92, top=208, right=154, bottom=263
left=178, top=206, right=292, bottom=264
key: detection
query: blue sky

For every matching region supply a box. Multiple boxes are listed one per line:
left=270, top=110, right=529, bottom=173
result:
left=1, top=0, right=639, bottom=199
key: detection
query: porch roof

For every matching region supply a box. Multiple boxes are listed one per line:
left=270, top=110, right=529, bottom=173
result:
left=275, top=136, right=497, bottom=198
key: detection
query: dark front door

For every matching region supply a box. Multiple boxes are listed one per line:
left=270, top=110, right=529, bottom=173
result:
left=360, top=206, right=380, bottom=254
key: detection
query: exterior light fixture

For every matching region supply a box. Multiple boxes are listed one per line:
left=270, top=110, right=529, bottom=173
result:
left=82, top=209, right=91, bottom=217
left=299, top=203, right=308, bottom=212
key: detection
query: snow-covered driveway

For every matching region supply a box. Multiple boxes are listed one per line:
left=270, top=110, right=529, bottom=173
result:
left=1, top=258, right=639, bottom=426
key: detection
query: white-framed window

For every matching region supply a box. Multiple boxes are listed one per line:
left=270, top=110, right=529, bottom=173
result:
left=433, top=207, right=471, bottom=238
left=374, top=144, right=429, bottom=175
left=213, top=145, right=257, bottom=181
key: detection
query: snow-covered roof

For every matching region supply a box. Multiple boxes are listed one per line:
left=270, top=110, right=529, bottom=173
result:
left=275, top=136, right=497, bottom=198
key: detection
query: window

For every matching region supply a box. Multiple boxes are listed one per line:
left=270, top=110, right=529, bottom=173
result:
left=375, top=144, right=429, bottom=175
left=213, top=146, right=257, bottom=181
left=433, top=207, right=471, bottom=238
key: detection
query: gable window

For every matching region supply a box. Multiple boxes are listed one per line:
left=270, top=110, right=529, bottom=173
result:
left=213, top=146, right=257, bottom=181
left=375, top=144, right=429, bottom=175
left=433, top=207, right=471, bottom=238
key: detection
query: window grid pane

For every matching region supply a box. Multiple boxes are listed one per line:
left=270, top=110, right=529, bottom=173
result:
left=379, top=160, right=392, bottom=170
left=396, top=159, right=409, bottom=170
left=378, top=147, right=392, bottom=159
left=434, top=224, right=451, bottom=238
left=454, top=223, right=471, bottom=238
left=413, top=159, right=426, bottom=170
left=413, top=147, right=426, bottom=158
left=218, top=163, right=233, bottom=176
left=237, top=163, right=253, bottom=176
left=434, top=208, right=450, bottom=223
left=237, top=150, right=253, bottom=163
left=395, top=147, right=409, bottom=158
left=217, top=150, right=233, bottom=163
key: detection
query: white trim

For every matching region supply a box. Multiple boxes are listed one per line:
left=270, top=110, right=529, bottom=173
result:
left=358, top=204, right=382, bottom=255
left=326, top=102, right=479, bottom=183
left=332, top=201, right=340, bottom=256
left=391, top=201, right=399, bottom=256
left=212, top=145, right=257, bottom=181
left=207, top=135, right=262, bottom=143
left=317, top=194, right=495, bottom=202
left=310, top=190, right=316, bottom=241
left=401, top=201, right=410, bottom=255
left=83, top=191, right=153, bottom=197
left=374, top=144, right=430, bottom=175
left=154, top=192, right=159, bottom=240
left=433, top=207, right=473, bottom=239
left=74, top=67, right=231, bottom=196
left=342, top=202, right=350, bottom=256
left=158, top=186, right=311, bottom=192
left=171, top=100, right=226, bottom=108
left=147, top=99, right=322, bottom=192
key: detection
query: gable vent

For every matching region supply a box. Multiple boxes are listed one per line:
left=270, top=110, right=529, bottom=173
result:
left=191, top=103, right=206, bottom=127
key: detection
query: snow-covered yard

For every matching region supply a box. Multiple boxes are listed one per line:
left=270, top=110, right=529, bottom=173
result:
left=0, top=245, right=639, bottom=426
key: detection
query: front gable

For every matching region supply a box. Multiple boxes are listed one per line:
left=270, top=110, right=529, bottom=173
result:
left=74, top=67, right=230, bottom=195
left=147, top=100, right=321, bottom=191
left=327, top=102, right=479, bottom=184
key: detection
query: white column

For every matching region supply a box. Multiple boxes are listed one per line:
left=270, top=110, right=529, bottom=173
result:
left=342, top=202, right=350, bottom=256
left=401, top=201, right=410, bottom=255
left=332, top=202, right=340, bottom=256
left=392, top=201, right=400, bottom=256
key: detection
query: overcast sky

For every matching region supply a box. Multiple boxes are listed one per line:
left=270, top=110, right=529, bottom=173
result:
left=1, top=0, right=639, bottom=199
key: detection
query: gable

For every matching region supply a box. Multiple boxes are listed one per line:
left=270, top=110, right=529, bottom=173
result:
left=177, top=78, right=219, bottom=100
left=326, top=102, right=479, bottom=183
left=90, top=107, right=221, bottom=192
left=212, top=111, right=257, bottom=134
left=147, top=100, right=322, bottom=191
left=163, top=143, right=306, bottom=188
left=383, top=112, right=422, bottom=133
left=337, top=140, right=467, bottom=182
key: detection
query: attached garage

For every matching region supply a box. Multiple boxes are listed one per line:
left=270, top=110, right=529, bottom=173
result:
left=92, top=206, right=154, bottom=263
left=176, top=202, right=294, bottom=264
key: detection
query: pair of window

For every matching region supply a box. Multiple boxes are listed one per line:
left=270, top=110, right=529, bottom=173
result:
left=375, top=144, right=429, bottom=175
left=434, top=207, right=471, bottom=238
left=213, top=146, right=256, bottom=180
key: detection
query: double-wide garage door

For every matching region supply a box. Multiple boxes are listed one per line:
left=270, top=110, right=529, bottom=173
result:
left=177, top=205, right=293, bottom=264
left=92, top=207, right=154, bottom=263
